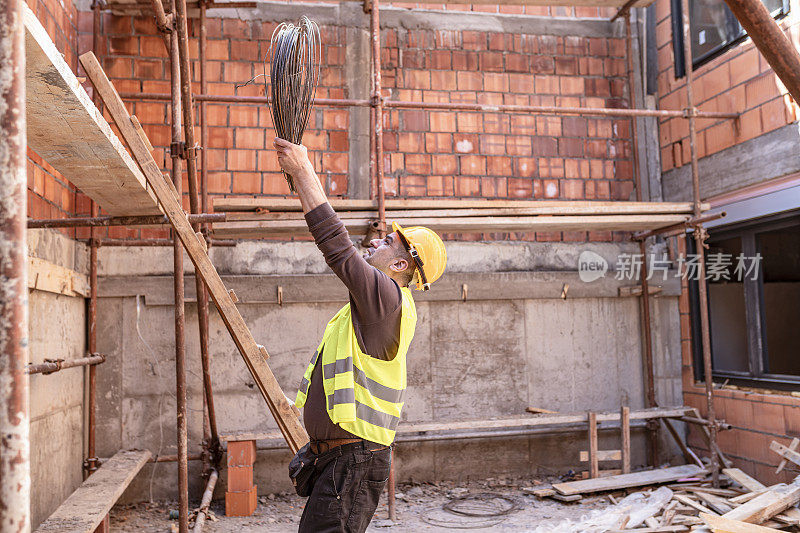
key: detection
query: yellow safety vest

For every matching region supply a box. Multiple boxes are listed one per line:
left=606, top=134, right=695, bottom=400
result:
left=295, top=287, right=416, bottom=445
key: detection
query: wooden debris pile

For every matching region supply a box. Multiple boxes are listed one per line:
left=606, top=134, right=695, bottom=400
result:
left=524, top=440, right=800, bottom=532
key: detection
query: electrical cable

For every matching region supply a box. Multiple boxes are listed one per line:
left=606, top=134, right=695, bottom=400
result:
left=265, top=16, right=321, bottom=192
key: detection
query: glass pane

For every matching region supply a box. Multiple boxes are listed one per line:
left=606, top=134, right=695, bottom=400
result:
left=690, top=0, right=744, bottom=61
left=758, top=223, right=800, bottom=376
left=688, top=0, right=786, bottom=63
left=706, top=237, right=750, bottom=373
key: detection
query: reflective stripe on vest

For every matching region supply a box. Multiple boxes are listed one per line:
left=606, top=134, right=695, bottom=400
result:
left=294, top=286, right=416, bottom=445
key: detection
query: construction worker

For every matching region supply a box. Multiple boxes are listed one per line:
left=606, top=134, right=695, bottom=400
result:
left=273, top=137, right=446, bottom=532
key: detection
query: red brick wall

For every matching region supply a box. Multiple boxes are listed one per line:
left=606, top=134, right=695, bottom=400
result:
left=654, top=0, right=800, bottom=173
left=26, top=0, right=84, bottom=236
left=84, top=13, right=636, bottom=241
left=675, top=235, right=800, bottom=485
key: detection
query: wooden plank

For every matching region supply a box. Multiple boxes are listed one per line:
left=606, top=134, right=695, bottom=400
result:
left=23, top=4, right=159, bottom=216
left=220, top=407, right=693, bottom=443
left=700, top=512, right=783, bottom=533
left=212, top=214, right=690, bottom=238
left=770, top=440, right=800, bottom=470
left=776, top=438, right=799, bottom=474
left=79, top=52, right=308, bottom=453
left=580, top=449, right=622, bottom=462
left=663, top=418, right=705, bottom=468
left=723, top=479, right=800, bottom=524
left=551, top=465, right=705, bottom=496
left=695, top=491, right=735, bottom=514
left=526, top=407, right=558, bottom=414
left=588, top=412, right=599, bottom=478
left=675, top=493, right=718, bottom=515
left=35, top=450, right=150, bottom=532
left=621, top=406, right=631, bottom=474
left=724, top=468, right=767, bottom=492
left=213, top=197, right=704, bottom=214
left=27, top=256, right=89, bottom=297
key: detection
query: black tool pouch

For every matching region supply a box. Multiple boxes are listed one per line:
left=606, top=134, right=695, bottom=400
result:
left=288, top=442, right=317, bottom=497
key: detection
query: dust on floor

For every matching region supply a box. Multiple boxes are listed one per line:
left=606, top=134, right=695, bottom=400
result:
left=110, top=477, right=610, bottom=532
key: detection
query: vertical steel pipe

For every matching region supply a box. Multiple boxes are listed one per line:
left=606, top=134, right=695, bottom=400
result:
left=369, top=0, right=385, bottom=234
left=170, top=23, right=190, bottom=533
left=721, top=0, right=800, bottom=105
left=86, top=0, right=103, bottom=478
left=680, top=0, right=719, bottom=486
left=626, top=11, right=658, bottom=466
left=174, top=0, right=200, bottom=215
left=0, top=0, right=30, bottom=529
left=387, top=448, right=396, bottom=521
left=197, top=0, right=219, bottom=468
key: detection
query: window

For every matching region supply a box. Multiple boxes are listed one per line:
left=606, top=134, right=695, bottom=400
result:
left=672, top=0, right=789, bottom=76
left=689, top=211, right=800, bottom=389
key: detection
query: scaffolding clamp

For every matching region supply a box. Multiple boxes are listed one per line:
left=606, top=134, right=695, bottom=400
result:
left=170, top=141, right=187, bottom=159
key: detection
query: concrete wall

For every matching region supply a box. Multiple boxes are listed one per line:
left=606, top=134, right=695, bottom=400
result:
left=96, top=240, right=683, bottom=500
left=27, top=230, right=89, bottom=528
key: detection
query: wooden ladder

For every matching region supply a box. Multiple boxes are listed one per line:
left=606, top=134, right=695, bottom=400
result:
left=79, top=52, right=308, bottom=453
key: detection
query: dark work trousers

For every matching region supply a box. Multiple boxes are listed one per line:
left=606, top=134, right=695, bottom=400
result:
left=298, top=440, right=391, bottom=533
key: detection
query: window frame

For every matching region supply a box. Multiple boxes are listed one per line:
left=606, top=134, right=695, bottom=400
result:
left=671, top=0, right=790, bottom=77
left=689, top=210, right=800, bottom=390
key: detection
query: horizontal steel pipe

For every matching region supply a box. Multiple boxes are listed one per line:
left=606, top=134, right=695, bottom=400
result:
left=119, top=92, right=370, bottom=108
left=28, top=213, right=226, bottom=229
left=77, top=238, right=236, bottom=247
left=119, top=92, right=739, bottom=120
left=26, top=354, right=106, bottom=375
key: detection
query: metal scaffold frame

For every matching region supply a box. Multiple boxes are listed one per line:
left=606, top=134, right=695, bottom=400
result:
left=12, top=0, right=800, bottom=527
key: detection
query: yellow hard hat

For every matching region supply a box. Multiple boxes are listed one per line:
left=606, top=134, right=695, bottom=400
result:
left=392, top=221, right=447, bottom=291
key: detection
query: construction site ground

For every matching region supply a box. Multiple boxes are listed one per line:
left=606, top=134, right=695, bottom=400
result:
left=110, top=476, right=608, bottom=532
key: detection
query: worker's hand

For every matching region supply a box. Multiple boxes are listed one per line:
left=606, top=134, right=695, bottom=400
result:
left=274, top=138, right=312, bottom=178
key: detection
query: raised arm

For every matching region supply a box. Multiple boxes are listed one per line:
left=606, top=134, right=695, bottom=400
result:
left=273, top=138, right=402, bottom=320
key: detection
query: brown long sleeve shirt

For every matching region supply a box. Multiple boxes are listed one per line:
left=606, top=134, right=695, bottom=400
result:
left=303, top=202, right=404, bottom=440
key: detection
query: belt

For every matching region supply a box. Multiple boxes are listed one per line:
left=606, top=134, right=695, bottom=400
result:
left=309, top=438, right=388, bottom=455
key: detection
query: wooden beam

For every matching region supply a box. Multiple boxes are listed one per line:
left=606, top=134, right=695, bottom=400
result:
left=675, top=493, right=718, bottom=515
left=35, top=450, right=150, bottom=532
left=79, top=52, right=308, bottom=453
left=23, top=4, right=159, bottom=216
left=580, top=449, right=622, bottom=462
left=771, top=440, right=800, bottom=471
left=213, top=197, right=705, bottom=214
left=551, top=465, right=705, bottom=496
left=27, top=256, right=89, bottom=297
left=723, top=479, right=800, bottom=524
left=212, top=214, right=690, bottom=238
left=220, top=407, right=693, bottom=443
left=700, top=512, right=783, bottom=533
left=621, top=406, right=631, bottom=474
left=588, top=412, right=599, bottom=478
left=724, top=468, right=767, bottom=492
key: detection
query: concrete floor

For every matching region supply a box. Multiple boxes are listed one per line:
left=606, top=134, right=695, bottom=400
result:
left=110, top=477, right=611, bottom=532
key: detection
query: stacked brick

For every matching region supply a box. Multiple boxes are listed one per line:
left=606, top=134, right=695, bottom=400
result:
left=225, top=440, right=258, bottom=516
left=654, top=0, right=800, bottom=171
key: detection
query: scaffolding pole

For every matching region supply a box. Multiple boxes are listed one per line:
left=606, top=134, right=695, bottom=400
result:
left=369, top=0, right=385, bottom=233
left=170, top=16, right=190, bottom=532
left=680, top=0, right=719, bottom=486
left=0, top=0, right=30, bottom=529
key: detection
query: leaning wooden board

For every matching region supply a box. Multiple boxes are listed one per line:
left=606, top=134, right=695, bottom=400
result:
left=79, top=52, right=308, bottom=453
left=552, top=464, right=704, bottom=496
left=35, top=450, right=150, bottom=532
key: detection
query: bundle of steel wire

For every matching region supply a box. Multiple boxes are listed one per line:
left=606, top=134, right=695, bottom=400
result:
left=265, top=17, right=321, bottom=192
